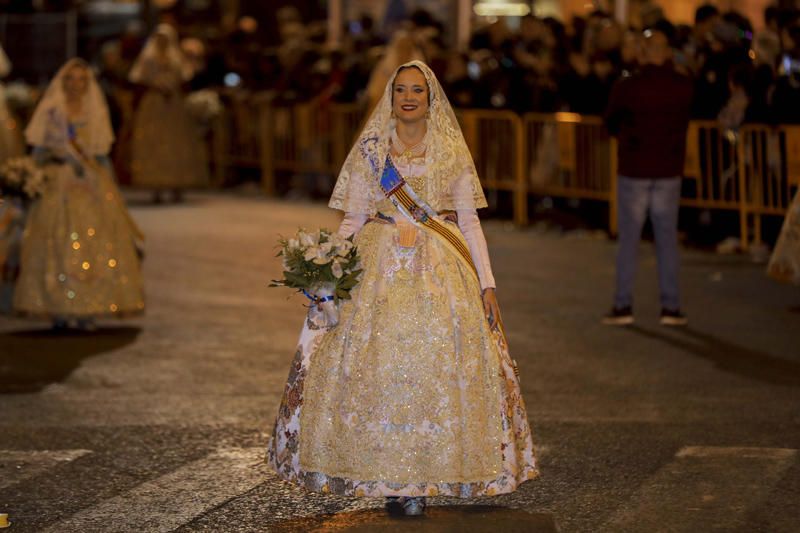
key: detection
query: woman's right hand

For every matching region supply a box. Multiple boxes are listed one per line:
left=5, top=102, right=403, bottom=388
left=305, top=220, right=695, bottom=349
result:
left=482, top=287, right=504, bottom=332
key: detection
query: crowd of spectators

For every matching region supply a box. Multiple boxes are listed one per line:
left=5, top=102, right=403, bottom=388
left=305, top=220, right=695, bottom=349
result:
left=147, top=3, right=800, bottom=128
left=9, top=3, right=800, bottom=135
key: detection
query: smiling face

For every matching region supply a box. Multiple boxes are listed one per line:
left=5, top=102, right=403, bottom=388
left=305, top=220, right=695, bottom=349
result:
left=392, top=66, right=429, bottom=124
left=62, top=64, right=90, bottom=102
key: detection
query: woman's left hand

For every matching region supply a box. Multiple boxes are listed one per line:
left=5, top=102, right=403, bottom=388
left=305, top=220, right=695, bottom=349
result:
left=482, top=288, right=504, bottom=332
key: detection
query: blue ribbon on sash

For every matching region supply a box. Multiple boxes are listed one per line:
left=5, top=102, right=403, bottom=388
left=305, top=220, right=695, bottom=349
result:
left=379, top=156, right=406, bottom=197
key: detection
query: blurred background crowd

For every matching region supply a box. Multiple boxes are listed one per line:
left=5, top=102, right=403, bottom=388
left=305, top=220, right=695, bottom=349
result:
left=2, top=2, right=800, bottom=137
left=0, top=0, right=798, bottom=328
left=196, top=1, right=800, bottom=124
left=0, top=1, right=799, bottom=245
left=108, top=2, right=800, bottom=122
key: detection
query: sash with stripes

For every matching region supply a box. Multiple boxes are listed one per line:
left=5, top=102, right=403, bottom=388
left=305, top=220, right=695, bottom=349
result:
left=379, top=155, right=478, bottom=281
left=378, top=154, right=518, bottom=375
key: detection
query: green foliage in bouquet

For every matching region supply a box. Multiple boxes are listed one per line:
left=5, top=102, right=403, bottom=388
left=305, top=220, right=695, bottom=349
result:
left=270, top=228, right=363, bottom=301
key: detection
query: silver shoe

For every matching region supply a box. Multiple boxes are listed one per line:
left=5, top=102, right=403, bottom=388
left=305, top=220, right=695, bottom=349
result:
left=402, top=497, right=426, bottom=516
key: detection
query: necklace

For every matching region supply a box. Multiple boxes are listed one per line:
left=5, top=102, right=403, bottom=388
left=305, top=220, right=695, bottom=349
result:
left=391, top=129, right=426, bottom=159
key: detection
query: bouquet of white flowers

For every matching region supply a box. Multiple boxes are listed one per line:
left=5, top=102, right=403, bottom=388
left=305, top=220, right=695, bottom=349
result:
left=185, top=89, right=223, bottom=124
left=270, top=228, right=362, bottom=327
left=0, top=157, right=47, bottom=200
left=4, top=82, right=35, bottom=114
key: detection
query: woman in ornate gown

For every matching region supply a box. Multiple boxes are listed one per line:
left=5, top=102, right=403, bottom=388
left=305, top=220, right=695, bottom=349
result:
left=267, top=61, right=538, bottom=516
left=0, top=43, right=25, bottom=312
left=14, top=59, right=144, bottom=329
left=365, top=30, right=424, bottom=114
left=767, top=188, right=800, bottom=285
left=0, top=43, right=23, bottom=163
left=129, top=24, right=208, bottom=202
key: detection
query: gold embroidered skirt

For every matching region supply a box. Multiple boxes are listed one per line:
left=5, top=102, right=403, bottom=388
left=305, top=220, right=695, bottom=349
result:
left=14, top=162, right=144, bottom=318
left=130, top=90, right=208, bottom=190
left=267, top=217, right=538, bottom=497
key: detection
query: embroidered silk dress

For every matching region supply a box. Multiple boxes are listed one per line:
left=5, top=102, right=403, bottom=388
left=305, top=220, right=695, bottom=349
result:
left=267, top=61, right=538, bottom=498
left=14, top=59, right=144, bottom=319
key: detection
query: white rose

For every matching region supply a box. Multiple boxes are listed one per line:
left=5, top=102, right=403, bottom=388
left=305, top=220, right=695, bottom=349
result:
left=303, top=245, right=319, bottom=262
left=304, top=242, right=333, bottom=265
left=337, top=240, right=353, bottom=257
left=331, top=259, right=344, bottom=278
left=300, top=231, right=318, bottom=247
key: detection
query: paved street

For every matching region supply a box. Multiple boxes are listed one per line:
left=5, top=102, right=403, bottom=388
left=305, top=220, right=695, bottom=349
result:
left=1, top=193, right=799, bottom=532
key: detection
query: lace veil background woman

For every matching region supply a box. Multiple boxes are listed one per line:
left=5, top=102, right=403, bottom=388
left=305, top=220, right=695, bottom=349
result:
left=15, top=59, right=144, bottom=329
left=0, top=44, right=23, bottom=163
left=268, top=61, right=537, bottom=516
left=129, top=24, right=208, bottom=202
left=0, top=43, right=25, bottom=313
left=365, top=30, right=424, bottom=114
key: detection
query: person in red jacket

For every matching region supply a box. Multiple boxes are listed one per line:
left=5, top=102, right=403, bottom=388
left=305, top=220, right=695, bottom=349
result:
left=603, top=28, right=693, bottom=326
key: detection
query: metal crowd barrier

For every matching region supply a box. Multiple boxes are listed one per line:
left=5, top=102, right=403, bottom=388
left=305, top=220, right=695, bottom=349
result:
left=737, top=124, right=800, bottom=248
left=681, top=121, right=797, bottom=247
left=254, top=100, right=364, bottom=195
left=209, top=98, right=795, bottom=247
left=210, top=89, right=273, bottom=187
left=523, top=112, right=617, bottom=232
left=458, top=109, right=526, bottom=225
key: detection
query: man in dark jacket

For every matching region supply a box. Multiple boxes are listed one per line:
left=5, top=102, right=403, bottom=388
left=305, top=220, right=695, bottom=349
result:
left=603, top=28, right=693, bottom=326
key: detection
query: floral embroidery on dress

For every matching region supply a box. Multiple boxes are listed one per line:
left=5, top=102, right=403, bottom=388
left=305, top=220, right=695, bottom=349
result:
left=267, top=210, right=538, bottom=497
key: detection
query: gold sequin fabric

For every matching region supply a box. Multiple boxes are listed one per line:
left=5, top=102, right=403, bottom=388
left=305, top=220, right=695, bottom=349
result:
left=768, top=189, right=800, bottom=285
left=14, top=157, right=144, bottom=318
left=268, top=162, right=538, bottom=497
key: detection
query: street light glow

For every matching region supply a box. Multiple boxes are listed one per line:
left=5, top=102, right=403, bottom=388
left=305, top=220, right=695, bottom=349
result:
left=474, top=1, right=531, bottom=17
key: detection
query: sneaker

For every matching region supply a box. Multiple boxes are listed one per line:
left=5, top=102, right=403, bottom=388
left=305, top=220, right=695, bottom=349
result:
left=660, top=308, right=688, bottom=326
left=602, top=306, right=634, bottom=326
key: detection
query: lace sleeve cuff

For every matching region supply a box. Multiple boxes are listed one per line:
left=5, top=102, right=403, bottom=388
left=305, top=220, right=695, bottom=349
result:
left=337, top=212, right=369, bottom=238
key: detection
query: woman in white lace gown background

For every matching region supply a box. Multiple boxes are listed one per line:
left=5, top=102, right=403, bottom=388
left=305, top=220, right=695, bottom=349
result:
left=268, top=61, right=538, bottom=516
left=129, top=24, right=208, bottom=202
left=14, top=59, right=144, bottom=329
left=0, top=44, right=23, bottom=163
left=0, top=43, right=25, bottom=313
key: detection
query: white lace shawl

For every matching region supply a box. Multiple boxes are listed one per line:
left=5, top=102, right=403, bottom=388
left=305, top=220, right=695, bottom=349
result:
left=24, top=58, right=114, bottom=156
left=329, top=60, right=486, bottom=214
